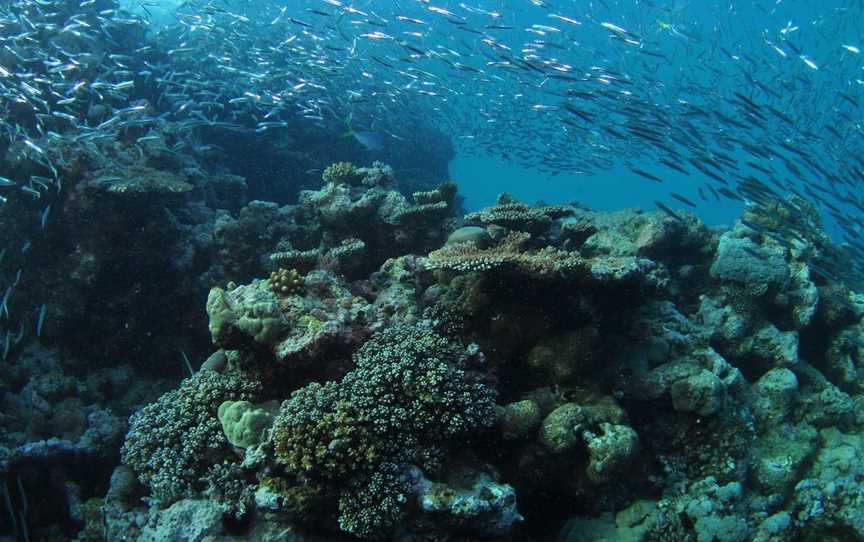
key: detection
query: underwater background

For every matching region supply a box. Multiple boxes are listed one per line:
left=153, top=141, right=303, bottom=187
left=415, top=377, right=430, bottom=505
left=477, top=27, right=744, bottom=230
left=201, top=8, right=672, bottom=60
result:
left=1, top=0, right=864, bottom=541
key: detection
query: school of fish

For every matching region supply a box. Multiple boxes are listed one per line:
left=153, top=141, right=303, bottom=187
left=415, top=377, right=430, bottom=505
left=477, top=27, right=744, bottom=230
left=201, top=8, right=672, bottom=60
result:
left=1, top=0, right=864, bottom=356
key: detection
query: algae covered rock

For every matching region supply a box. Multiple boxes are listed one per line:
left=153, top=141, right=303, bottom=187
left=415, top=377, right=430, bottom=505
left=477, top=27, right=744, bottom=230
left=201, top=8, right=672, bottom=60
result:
left=788, top=262, right=819, bottom=329
left=525, top=328, right=599, bottom=384
left=824, top=323, right=864, bottom=393
left=584, top=422, right=639, bottom=483
left=670, top=369, right=725, bottom=416
left=413, top=465, right=522, bottom=536
left=750, top=423, right=818, bottom=494
left=540, top=403, right=585, bottom=454
left=217, top=400, right=277, bottom=449
left=792, top=427, right=864, bottom=539
left=678, top=478, right=751, bottom=542
left=750, top=368, right=798, bottom=425
left=497, top=399, right=542, bottom=440
left=710, top=232, right=790, bottom=297
left=137, top=499, right=225, bottom=542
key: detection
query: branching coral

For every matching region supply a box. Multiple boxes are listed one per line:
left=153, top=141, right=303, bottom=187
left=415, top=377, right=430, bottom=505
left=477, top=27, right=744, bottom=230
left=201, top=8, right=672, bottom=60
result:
left=269, top=323, right=496, bottom=538
left=322, top=161, right=362, bottom=186
left=121, top=370, right=263, bottom=505
left=343, top=324, right=496, bottom=444
left=272, top=382, right=381, bottom=482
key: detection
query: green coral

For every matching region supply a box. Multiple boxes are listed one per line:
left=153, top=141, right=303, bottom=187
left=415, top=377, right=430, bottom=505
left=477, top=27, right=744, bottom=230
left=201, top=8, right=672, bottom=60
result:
left=205, top=287, right=237, bottom=345
left=296, top=314, right=323, bottom=335
left=206, top=285, right=287, bottom=346
left=217, top=400, right=277, bottom=449
left=237, top=300, right=286, bottom=344
left=267, top=267, right=304, bottom=297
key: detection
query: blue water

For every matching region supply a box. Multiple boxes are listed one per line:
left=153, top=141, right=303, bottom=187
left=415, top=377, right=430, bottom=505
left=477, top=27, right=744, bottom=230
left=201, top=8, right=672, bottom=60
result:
left=452, top=153, right=743, bottom=225
left=442, top=0, right=861, bottom=234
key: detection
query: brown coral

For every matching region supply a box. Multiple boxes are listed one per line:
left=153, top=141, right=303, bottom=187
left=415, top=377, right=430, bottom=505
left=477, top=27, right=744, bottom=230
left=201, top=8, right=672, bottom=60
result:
left=268, top=268, right=304, bottom=297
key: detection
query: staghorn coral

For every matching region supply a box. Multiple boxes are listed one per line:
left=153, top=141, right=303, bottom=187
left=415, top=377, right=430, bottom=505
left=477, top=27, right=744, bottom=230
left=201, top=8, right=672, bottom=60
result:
left=320, top=237, right=367, bottom=274
left=87, top=165, right=193, bottom=196
left=269, top=240, right=367, bottom=276
left=269, top=248, right=321, bottom=272
left=392, top=181, right=458, bottom=224
left=121, top=370, right=263, bottom=505
left=413, top=181, right=457, bottom=205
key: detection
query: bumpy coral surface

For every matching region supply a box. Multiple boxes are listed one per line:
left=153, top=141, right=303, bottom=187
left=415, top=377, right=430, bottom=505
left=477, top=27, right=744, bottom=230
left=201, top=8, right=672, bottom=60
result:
left=82, top=191, right=864, bottom=542
left=268, top=323, right=498, bottom=538
left=121, top=370, right=263, bottom=505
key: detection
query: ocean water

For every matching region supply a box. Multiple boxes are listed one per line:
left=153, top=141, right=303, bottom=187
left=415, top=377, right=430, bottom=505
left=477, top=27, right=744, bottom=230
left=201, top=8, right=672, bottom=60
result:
left=1, top=1, right=864, bottom=541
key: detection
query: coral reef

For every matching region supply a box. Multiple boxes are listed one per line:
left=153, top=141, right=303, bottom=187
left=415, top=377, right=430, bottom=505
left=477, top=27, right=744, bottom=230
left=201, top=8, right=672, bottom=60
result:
left=8, top=175, right=864, bottom=542
left=269, top=323, right=499, bottom=538
left=121, top=370, right=263, bottom=505
left=322, top=161, right=363, bottom=186
left=267, top=268, right=304, bottom=297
